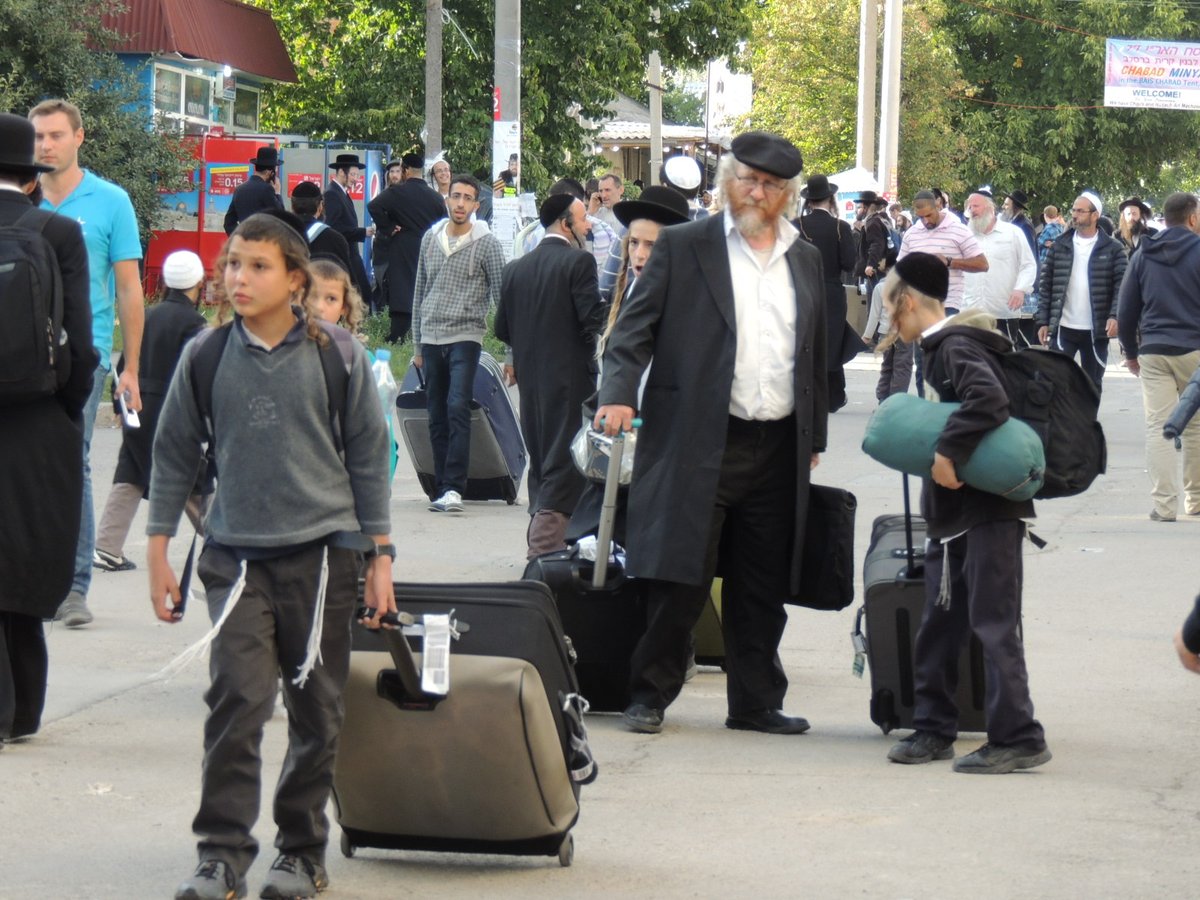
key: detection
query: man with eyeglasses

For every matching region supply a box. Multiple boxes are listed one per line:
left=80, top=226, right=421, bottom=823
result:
left=1037, top=192, right=1126, bottom=392
left=595, top=131, right=828, bottom=737
left=411, top=174, right=506, bottom=514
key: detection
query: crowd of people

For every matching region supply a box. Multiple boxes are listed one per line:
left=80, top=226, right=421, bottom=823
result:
left=5, top=96, right=1200, bottom=900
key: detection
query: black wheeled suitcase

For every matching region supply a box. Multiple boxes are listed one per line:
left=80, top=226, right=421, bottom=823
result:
left=854, top=478, right=988, bottom=734
left=333, top=580, right=594, bottom=867
left=395, top=351, right=526, bottom=503
left=523, top=427, right=645, bottom=713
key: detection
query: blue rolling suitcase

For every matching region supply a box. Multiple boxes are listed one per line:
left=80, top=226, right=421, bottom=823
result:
left=395, top=351, right=527, bottom=503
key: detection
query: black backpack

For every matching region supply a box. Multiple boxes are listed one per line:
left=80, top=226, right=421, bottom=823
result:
left=884, top=226, right=901, bottom=267
left=998, top=347, right=1107, bottom=499
left=0, top=208, right=67, bottom=404
left=188, top=320, right=356, bottom=473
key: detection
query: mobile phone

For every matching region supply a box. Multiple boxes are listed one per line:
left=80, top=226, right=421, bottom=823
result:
left=118, top=390, right=140, bottom=429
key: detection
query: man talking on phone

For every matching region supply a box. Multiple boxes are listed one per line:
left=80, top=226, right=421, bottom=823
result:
left=224, top=146, right=283, bottom=234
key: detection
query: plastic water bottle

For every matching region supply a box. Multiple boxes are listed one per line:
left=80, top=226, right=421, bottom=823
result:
left=372, top=348, right=398, bottom=425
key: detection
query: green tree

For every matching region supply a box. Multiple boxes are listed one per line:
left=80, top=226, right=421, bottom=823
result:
left=254, top=0, right=753, bottom=194
left=662, top=71, right=706, bottom=126
left=0, top=0, right=193, bottom=243
left=743, top=0, right=966, bottom=202
left=941, top=0, right=1200, bottom=208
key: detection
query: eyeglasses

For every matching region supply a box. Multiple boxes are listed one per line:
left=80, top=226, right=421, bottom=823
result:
left=734, top=175, right=787, bottom=195
left=1070, top=207, right=1097, bottom=215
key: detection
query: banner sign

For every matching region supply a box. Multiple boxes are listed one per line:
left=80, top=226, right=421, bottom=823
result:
left=1105, top=38, right=1200, bottom=110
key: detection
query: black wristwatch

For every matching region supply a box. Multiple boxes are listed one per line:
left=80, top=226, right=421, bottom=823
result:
left=366, top=543, right=396, bottom=560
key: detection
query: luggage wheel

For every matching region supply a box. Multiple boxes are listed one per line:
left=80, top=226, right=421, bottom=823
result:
left=558, top=833, right=574, bottom=867
left=340, top=831, right=355, bottom=859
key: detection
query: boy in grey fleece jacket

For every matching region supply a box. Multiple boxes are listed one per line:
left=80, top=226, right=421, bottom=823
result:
left=412, top=174, right=506, bottom=511
left=148, top=307, right=393, bottom=898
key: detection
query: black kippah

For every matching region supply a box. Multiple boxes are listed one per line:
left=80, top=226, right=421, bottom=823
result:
left=894, top=252, right=949, bottom=302
left=291, top=181, right=322, bottom=200
left=539, top=193, right=575, bottom=228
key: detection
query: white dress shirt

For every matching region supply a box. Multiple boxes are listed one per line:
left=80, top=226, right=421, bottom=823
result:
left=961, top=219, right=1037, bottom=320
left=724, top=210, right=799, bottom=420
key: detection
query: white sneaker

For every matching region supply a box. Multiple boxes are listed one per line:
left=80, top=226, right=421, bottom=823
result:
left=429, top=490, right=464, bottom=513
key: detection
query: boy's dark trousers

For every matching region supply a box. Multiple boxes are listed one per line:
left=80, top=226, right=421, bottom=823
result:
left=911, top=519, right=1046, bottom=747
left=194, top=542, right=360, bottom=876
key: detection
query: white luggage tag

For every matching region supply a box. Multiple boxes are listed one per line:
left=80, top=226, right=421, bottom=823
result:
left=418, top=614, right=452, bottom=696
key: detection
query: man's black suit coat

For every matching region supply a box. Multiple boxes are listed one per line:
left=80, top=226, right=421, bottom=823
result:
left=0, top=190, right=96, bottom=616
left=223, top=175, right=282, bottom=235
left=323, top=181, right=372, bottom=301
left=368, top=179, right=447, bottom=314
left=495, top=237, right=605, bottom=515
left=597, top=213, right=828, bottom=591
left=797, top=208, right=858, bottom=362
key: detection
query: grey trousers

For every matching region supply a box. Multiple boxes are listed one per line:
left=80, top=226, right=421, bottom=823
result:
left=95, top=485, right=206, bottom=558
left=193, top=542, right=359, bottom=876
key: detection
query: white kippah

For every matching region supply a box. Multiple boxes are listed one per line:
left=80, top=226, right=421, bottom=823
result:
left=663, top=155, right=702, bottom=191
left=1081, top=191, right=1103, bottom=217
left=162, top=250, right=205, bottom=289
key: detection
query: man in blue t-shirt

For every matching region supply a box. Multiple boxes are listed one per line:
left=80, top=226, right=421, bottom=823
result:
left=30, top=99, right=145, bottom=628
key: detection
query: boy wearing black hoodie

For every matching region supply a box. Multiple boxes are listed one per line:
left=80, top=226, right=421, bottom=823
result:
left=880, top=252, right=1050, bottom=774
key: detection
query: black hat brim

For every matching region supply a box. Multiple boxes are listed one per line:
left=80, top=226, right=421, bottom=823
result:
left=614, top=198, right=689, bottom=228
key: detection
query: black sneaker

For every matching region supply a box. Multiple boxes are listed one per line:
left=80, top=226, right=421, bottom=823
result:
left=93, top=548, right=137, bottom=571
left=952, top=741, right=1051, bottom=774
left=622, top=703, right=664, bottom=734
left=175, top=860, right=247, bottom=900
left=259, top=854, right=328, bottom=899
left=887, top=730, right=955, bottom=764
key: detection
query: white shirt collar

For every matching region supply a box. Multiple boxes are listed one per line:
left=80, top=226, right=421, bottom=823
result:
left=921, top=316, right=952, bottom=340
left=0, top=183, right=26, bottom=194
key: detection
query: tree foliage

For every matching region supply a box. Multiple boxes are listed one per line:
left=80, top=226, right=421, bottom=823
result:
left=0, top=0, right=193, bottom=243
left=747, top=0, right=1200, bottom=210
left=254, top=0, right=753, bottom=193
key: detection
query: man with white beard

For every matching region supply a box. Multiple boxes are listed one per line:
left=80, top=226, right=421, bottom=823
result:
left=962, top=190, right=1038, bottom=347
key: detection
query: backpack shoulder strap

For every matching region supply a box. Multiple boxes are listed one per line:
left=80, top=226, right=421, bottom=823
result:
left=189, top=323, right=234, bottom=445
left=14, top=206, right=53, bottom=234
left=314, top=320, right=355, bottom=456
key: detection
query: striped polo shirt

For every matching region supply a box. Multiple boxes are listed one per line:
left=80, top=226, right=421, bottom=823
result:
left=897, top=213, right=983, bottom=310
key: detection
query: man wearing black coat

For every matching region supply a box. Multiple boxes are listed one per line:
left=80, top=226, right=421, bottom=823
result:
left=596, top=132, right=828, bottom=737
left=797, top=174, right=859, bottom=411
left=856, top=191, right=892, bottom=300
left=289, top=181, right=356, bottom=279
left=323, top=152, right=374, bottom=304
left=0, top=113, right=96, bottom=743
left=495, top=195, right=605, bottom=558
left=368, top=152, right=447, bottom=343
left=223, top=146, right=282, bottom=235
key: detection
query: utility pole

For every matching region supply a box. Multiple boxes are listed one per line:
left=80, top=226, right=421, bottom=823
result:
left=876, top=0, right=902, bottom=197
left=855, top=0, right=878, bottom=172
left=647, top=8, right=663, bottom=185
left=492, top=0, right=521, bottom=256
left=424, top=0, right=442, bottom=160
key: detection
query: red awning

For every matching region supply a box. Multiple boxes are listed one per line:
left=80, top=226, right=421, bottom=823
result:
left=104, top=0, right=297, bottom=83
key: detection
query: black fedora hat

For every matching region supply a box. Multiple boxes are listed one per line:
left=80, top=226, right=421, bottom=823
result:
left=328, top=152, right=364, bottom=170
left=858, top=190, right=882, bottom=207
left=613, top=185, right=690, bottom=228
left=0, top=113, right=52, bottom=175
left=249, top=146, right=279, bottom=168
left=1119, top=196, right=1152, bottom=219
left=801, top=174, right=838, bottom=201
left=1007, top=188, right=1030, bottom=210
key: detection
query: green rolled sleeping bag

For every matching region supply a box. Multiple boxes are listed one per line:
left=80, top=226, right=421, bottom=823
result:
left=862, top=393, right=1045, bottom=501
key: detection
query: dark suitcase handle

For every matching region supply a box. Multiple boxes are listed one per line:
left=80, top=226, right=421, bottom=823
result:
left=591, top=417, right=642, bottom=588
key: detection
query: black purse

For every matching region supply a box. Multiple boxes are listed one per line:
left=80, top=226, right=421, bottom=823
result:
left=789, top=484, right=857, bottom=611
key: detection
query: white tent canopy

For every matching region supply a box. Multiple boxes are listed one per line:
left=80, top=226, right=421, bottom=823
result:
left=828, top=165, right=881, bottom=195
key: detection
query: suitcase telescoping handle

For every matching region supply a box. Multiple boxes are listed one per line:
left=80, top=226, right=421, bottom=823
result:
left=901, top=473, right=919, bottom=579
left=592, top=417, right=642, bottom=588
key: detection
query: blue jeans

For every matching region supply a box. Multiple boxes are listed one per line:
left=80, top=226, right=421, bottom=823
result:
left=72, top=365, right=108, bottom=597
left=422, top=342, right=480, bottom=496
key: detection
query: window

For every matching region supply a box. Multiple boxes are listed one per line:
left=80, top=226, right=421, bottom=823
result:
left=184, top=75, right=211, bottom=120
left=233, top=88, right=259, bottom=131
left=154, top=68, right=182, bottom=114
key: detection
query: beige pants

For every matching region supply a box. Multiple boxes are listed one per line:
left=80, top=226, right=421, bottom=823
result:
left=96, top=484, right=207, bottom=557
left=526, top=509, right=571, bottom=560
left=1140, top=351, right=1200, bottom=518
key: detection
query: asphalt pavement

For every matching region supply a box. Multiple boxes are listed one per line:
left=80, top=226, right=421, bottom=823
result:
left=2, top=356, right=1198, bottom=898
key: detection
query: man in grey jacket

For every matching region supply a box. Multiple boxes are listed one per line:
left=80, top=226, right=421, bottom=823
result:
left=412, top=174, right=506, bottom=513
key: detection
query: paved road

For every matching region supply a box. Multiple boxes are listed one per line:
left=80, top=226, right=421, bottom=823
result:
left=3, top=360, right=1198, bottom=898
